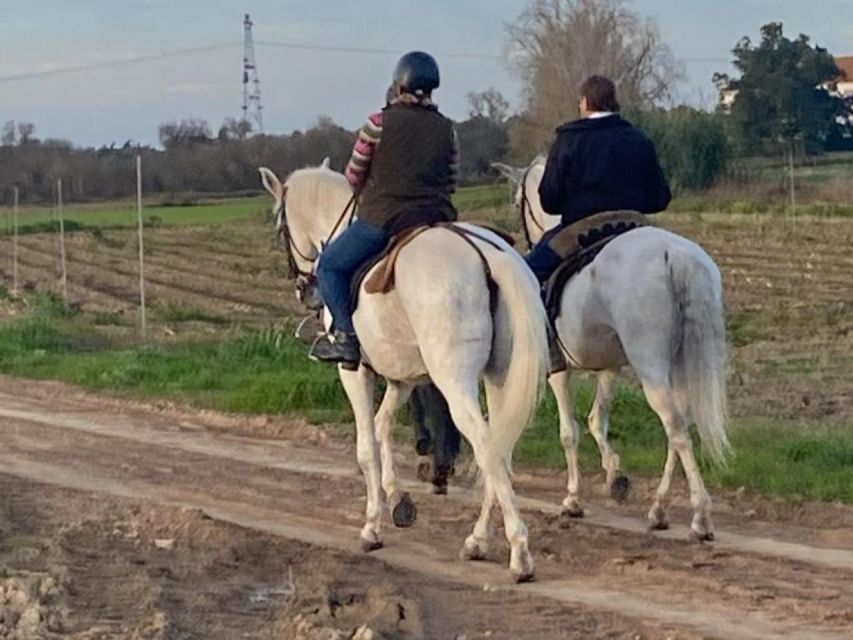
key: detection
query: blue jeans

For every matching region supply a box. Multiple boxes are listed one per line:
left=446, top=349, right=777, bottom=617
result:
left=525, top=224, right=565, bottom=282
left=316, top=219, right=389, bottom=334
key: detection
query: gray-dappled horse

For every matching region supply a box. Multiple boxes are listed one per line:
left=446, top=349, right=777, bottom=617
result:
left=260, top=161, right=548, bottom=581
left=494, top=157, right=729, bottom=539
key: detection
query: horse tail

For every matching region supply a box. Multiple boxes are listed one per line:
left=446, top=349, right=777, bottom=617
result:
left=481, top=246, right=549, bottom=464
left=669, top=249, right=730, bottom=465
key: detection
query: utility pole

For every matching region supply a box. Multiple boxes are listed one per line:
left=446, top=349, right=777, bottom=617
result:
left=12, top=186, right=19, bottom=295
left=56, top=178, right=68, bottom=306
left=242, top=13, right=264, bottom=134
left=136, top=155, right=147, bottom=338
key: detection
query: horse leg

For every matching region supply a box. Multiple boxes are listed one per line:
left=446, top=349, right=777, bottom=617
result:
left=461, top=478, right=496, bottom=561
left=547, top=370, right=583, bottom=519
left=374, top=381, right=416, bottom=527
left=647, top=444, right=678, bottom=530
left=425, top=384, right=460, bottom=495
left=339, top=366, right=384, bottom=551
left=443, top=388, right=534, bottom=582
left=642, top=382, right=714, bottom=540
left=587, top=370, right=630, bottom=501
left=409, top=386, right=434, bottom=483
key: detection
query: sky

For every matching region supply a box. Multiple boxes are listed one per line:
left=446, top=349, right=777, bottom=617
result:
left=1, top=0, right=851, bottom=147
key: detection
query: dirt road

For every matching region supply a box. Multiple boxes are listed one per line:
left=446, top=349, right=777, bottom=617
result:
left=0, top=377, right=851, bottom=639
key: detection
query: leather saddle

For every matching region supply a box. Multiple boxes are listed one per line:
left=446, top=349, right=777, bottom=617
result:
left=543, top=211, right=649, bottom=322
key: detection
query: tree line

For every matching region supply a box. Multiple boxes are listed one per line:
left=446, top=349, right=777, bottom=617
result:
left=2, top=0, right=850, bottom=205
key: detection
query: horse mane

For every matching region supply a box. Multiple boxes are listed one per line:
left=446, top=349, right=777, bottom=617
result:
left=283, top=163, right=353, bottom=235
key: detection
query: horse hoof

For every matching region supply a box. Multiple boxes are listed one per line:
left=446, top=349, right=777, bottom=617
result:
left=460, top=538, right=488, bottom=561
left=609, top=474, right=631, bottom=502
left=416, top=460, right=432, bottom=483
left=648, top=520, right=670, bottom=532
left=392, top=493, right=417, bottom=528
left=559, top=505, right=584, bottom=527
left=513, top=569, right=536, bottom=584
left=360, top=538, right=384, bottom=553
left=432, top=483, right=448, bottom=496
left=690, top=529, right=714, bottom=543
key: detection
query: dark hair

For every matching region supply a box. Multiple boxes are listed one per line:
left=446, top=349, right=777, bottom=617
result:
left=579, top=75, right=620, bottom=112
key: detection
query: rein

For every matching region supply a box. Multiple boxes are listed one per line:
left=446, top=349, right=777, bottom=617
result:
left=518, top=164, right=545, bottom=251
left=278, top=193, right=357, bottom=280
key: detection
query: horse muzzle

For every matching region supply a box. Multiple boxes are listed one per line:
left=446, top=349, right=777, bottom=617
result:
left=296, top=275, right=323, bottom=311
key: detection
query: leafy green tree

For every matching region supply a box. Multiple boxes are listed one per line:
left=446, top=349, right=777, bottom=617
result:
left=629, top=107, right=730, bottom=191
left=716, top=23, right=844, bottom=154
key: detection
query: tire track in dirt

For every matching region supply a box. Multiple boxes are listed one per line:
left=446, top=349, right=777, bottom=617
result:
left=1, top=387, right=853, bottom=640
left=0, top=456, right=848, bottom=640
left=1, top=396, right=851, bottom=572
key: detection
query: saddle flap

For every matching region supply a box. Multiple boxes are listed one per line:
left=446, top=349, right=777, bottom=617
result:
left=363, top=226, right=430, bottom=295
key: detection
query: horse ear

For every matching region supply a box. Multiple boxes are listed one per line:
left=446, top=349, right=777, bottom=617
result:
left=320, top=157, right=331, bottom=169
left=259, top=167, right=283, bottom=199
left=491, top=162, right=526, bottom=185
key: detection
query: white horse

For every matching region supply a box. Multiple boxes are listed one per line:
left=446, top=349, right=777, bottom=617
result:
left=494, top=157, right=729, bottom=540
left=260, top=161, right=548, bottom=581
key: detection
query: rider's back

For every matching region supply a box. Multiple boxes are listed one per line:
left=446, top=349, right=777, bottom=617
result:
left=539, top=115, right=671, bottom=225
left=358, top=102, right=458, bottom=234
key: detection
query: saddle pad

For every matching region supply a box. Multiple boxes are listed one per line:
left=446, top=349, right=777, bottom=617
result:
left=547, top=210, right=648, bottom=258
left=348, top=222, right=505, bottom=315
left=364, top=226, right=431, bottom=294
left=544, top=222, right=646, bottom=323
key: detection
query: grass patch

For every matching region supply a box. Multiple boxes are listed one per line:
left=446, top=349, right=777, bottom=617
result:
left=93, top=311, right=130, bottom=327
left=2, top=198, right=268, bottom=236
left=1, top=310, right=851, bottom=504
left=726, top=310, right=768, bottom=347
left=454, top=184, right=511, bottom=212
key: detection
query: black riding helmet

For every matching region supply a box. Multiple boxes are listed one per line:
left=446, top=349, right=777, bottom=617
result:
left=393, top=51, right=440, bottom=96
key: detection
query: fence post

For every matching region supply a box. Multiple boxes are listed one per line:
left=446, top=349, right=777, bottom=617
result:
left=56, top=178, right=69, bottom=306
left=136, top=155, right=147, bottom=338
left=788, top=140, right=796, bottom=216
left=12, top=186, right=19, bottom=295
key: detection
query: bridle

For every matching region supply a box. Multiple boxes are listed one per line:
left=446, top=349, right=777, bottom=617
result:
left=276, top=191, right=358, bottom=283
left=517, top=163, right=545, bottom=251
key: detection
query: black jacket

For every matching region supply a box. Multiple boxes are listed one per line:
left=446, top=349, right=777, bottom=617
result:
left=538, top=115, right=671, bottom=225
left=359, top=103, right=458, bottom=233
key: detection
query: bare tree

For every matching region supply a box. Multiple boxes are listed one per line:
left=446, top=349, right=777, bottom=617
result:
left=507, top=0, right=681, bottom=154
left=158, top=118, right=212, bottom=148
left=218, top=117, right=253, bottom=141
left=17, top=122, right=36, bottom=145
left=467, top=88, right=511, bottom=123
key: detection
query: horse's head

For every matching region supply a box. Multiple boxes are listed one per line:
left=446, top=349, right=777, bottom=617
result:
left=259, top=159, right=350, bottom=310
left=492, top=162, right=527, bottom=209
left=259, top=164, right=323, bottom=310
left=492, top=156, right=551, bottom=248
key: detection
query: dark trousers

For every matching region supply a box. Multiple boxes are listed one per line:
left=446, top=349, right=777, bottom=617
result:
left=524, top=224, right=565, bottom=283
left=410, top=384, right=460, bottom=473
left=316, top=219, right=389, bottom=333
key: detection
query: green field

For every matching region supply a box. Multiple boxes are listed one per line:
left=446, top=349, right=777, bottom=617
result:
left=2, top=197, right=270, bottom=235
left=1, top=294, right=850, bottom=504
left=1, top=187, right=514, bottom=237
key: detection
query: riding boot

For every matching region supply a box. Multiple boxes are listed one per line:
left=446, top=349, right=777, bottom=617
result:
left=309, top=330, right=361, bottom=367
left=547, top=322, right=568, bottom=375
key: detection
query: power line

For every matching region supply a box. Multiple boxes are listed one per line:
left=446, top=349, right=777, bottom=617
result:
left=0, top=43, right=238, bottom=84
left=255, top=39, right=504, bottom=61
left=0, top=39, right=731, bottom=85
